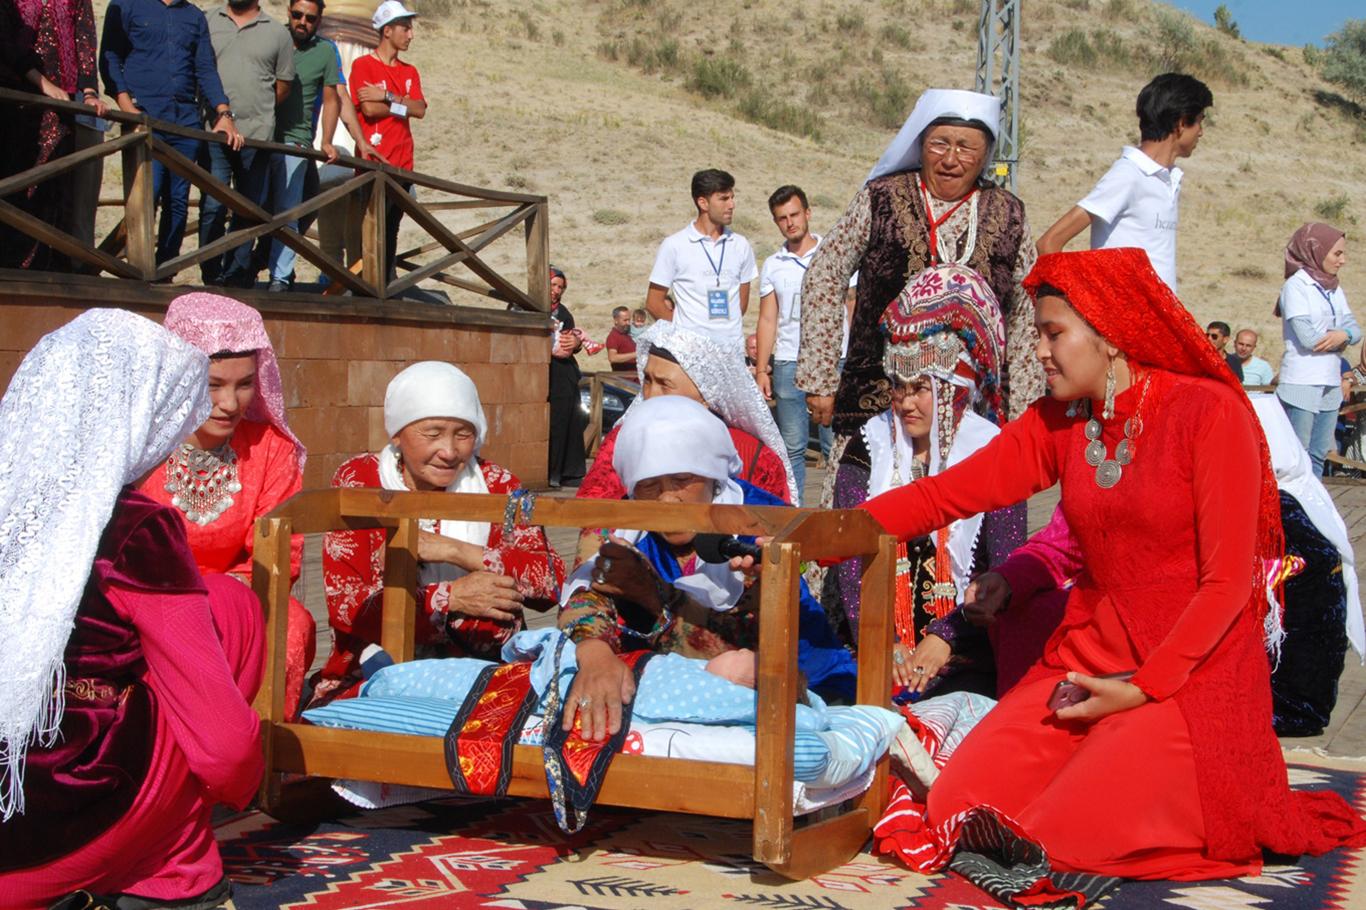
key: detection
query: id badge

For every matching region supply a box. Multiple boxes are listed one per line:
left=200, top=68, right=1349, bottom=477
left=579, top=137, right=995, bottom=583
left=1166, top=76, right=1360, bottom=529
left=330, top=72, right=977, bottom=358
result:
left=707, top=287, right=730, bottom=320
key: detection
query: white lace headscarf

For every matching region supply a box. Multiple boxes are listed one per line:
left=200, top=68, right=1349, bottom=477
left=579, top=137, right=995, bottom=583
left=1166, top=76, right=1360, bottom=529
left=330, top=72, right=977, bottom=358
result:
left=630, top=321, right=798, bottom=503
left=0, top=309, right=210, bottom=820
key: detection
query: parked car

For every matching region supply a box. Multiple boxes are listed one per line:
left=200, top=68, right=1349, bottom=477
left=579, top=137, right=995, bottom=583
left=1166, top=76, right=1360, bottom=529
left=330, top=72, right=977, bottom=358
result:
left=579, top=374, right=637, bottom=434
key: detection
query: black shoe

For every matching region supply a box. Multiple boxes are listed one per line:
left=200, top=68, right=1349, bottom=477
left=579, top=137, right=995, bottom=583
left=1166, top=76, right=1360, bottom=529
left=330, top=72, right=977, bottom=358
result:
left=112, top=878, right=232, bottom=910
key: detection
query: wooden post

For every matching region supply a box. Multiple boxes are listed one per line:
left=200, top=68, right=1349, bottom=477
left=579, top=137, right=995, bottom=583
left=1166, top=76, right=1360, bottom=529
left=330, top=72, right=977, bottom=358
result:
left=251, top=516, right=294, bottom=810
left=752, top=540, right=800, bottom=866
left=525, top=200, right=549, bottom=312
left=583, top=373, right=604, bottom=454
left=123, top=124, right=155, bottom=279
left=380, top=517, right=419, bottom=661
left=362, top=172, right=387, bottom=298
left=853, top=532, right=897, bottom=820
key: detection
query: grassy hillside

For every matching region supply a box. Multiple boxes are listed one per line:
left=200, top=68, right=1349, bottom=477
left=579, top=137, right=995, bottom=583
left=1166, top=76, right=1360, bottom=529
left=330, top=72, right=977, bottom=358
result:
left=96, top=0, right=1366, bottom=369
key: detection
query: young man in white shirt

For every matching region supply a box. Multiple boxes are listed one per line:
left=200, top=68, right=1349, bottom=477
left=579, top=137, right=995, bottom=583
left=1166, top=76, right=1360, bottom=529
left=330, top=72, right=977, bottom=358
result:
left=754, top=185, right=825, bottom=502
left=646, top=168, right=758, bottom=345
left=1235, top=329, right=1274, bottom=387
left=1036, top=73, right=1213, bottom=293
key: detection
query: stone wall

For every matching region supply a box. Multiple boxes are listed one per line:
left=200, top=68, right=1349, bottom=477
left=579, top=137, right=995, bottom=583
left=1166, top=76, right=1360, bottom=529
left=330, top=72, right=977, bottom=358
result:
left=0, top=275, right=552, bottom=488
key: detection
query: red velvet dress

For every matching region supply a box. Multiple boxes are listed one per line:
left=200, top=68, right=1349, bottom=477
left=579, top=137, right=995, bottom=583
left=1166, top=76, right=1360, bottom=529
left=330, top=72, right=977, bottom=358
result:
left=577, top=423, right=791, bottom=503
left=140, top=419, right=315, bottom=718
left=312, top=453, right=566, bottom=703
left=865, top=371, right=1366, bottom=882
left=0, top=491, right=264, bottom=907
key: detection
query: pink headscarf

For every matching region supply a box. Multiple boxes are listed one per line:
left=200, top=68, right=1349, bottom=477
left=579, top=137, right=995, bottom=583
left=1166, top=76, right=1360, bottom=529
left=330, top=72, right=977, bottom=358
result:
left=163, top=293, right=306, bottom=472
left=1285, top=222, right=1345, bottom=292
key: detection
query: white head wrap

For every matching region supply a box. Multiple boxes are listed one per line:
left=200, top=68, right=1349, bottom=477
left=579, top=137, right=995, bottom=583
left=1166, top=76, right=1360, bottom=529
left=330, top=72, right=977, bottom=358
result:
left=379, top=362, right=492, bottom=584
left=866, top=89, right=1002, bottom=183
left=563, top=395, right=746, bottom=612
left=630, top=322, right=798, bottom=503
left=1250, top=394, right=1363, bottom=658
left=383, top=361, right=488, bottom=443
left=613, top=395, right=743, bottom=495
left=0, top=309, right=210, bottom=820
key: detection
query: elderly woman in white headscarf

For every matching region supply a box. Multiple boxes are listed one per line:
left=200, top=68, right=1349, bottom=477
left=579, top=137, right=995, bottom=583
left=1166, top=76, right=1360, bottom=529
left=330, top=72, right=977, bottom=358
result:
left=797, top=88, right=1043, bottom=518
left=577, top=321, right=797, bottom=506
left=312, top=361, right=565, bottom=705
left=0, top=311, right=264, bottom=909
left=559, top=395, right=856, bottom=741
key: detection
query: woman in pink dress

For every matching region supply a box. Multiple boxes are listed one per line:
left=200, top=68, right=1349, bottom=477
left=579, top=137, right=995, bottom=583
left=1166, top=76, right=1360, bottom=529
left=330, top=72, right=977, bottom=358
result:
left=0, top=310, right=264, bottom=908
left=139, top=292, right=315, bottom=718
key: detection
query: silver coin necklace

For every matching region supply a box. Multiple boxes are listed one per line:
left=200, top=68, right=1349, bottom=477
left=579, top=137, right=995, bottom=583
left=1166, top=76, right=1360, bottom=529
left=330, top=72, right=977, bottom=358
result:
left=1081, top=374, right=1153, bottom=489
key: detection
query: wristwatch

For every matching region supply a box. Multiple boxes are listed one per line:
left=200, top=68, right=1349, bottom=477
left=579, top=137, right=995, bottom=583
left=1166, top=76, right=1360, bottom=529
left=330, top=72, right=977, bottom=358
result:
left=216, top=108, right=235, bottom=121
left=384, top=90, right=396, bottom=105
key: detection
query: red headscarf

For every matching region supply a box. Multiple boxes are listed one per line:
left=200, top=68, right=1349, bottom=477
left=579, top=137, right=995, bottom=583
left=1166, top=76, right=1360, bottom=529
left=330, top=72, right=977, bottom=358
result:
left=1024, top=248, right=1284, bottom=646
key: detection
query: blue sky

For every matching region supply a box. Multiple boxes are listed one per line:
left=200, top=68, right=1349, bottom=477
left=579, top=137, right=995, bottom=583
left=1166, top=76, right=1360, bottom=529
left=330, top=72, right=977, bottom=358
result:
left=1166, top=1, right=1357, bottom=47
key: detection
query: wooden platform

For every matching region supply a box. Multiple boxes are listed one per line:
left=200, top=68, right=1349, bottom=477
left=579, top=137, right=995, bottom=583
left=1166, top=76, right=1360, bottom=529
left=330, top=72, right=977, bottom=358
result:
left=295, top=465, right=1366, bottom=757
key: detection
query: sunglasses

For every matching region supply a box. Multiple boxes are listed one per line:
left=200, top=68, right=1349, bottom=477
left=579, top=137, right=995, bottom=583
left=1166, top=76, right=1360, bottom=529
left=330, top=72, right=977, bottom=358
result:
left=290, top=10, right=319, bottom=22
left=1206, top=332, right=1222, bottom=340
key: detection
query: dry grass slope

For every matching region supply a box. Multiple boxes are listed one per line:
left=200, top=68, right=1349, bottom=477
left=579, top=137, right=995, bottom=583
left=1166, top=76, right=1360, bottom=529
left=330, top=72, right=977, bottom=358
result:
left=91, top=0, right=1366, bottom=372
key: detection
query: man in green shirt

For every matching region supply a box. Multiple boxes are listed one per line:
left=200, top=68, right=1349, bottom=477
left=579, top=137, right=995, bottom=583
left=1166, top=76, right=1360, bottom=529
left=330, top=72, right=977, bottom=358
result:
left=268, top=0, right=339, bottom=290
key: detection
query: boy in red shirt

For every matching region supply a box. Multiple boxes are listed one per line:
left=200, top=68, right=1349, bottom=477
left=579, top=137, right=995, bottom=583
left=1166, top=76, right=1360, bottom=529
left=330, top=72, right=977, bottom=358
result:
left=351, top=0, right=426, bottom=280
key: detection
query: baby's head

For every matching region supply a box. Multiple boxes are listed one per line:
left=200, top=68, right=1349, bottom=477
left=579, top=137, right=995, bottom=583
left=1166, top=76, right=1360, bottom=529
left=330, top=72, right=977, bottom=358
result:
left=705, top=648, right=757, bottom=688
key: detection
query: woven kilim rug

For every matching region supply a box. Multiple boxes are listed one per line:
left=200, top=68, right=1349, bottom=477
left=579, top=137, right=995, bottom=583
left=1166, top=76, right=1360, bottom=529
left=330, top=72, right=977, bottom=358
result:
left=216, top=752, right=1366, bottom=909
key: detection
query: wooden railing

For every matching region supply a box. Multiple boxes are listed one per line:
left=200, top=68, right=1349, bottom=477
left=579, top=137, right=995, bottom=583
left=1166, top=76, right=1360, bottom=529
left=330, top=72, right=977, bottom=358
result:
left=580, top=370, right=640, bottom=454
left=0, top=87, right=549, bottom=309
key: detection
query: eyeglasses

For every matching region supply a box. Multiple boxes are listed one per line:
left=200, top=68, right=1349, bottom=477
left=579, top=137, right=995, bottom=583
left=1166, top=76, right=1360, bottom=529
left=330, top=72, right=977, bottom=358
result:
left=290, top=10, right=319, bottom=22
left=924, top=138, right=984, bottom=161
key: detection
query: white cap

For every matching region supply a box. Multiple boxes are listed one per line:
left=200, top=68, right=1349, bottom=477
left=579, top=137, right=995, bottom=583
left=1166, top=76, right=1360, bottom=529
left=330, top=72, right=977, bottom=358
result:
left=372, top=0, right=417, bottom=30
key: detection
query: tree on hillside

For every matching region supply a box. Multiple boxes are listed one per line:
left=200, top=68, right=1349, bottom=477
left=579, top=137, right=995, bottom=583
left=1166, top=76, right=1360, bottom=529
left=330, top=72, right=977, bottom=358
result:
left=1213, top=5, right=1240, bottom=39
left=1322, top=20, right=1366, bottom=107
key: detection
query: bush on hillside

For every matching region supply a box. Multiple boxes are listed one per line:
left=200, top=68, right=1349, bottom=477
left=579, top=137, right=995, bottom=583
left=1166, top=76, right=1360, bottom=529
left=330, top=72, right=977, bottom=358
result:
left=1213, top=5, right=1240, bottom=39
left=855, top=69, right=915, bottom=130
left=1148, top=10, right=1249, bottom=86
left=689, top=56, right=751, bottom=99
left=737, top=90, right=824, bottom=141
left=1321, top=20, right=1366, bottom=106
left=1314, top=194, right=1353, bottom=225
left=1047, top=30, right=1097, bottom=67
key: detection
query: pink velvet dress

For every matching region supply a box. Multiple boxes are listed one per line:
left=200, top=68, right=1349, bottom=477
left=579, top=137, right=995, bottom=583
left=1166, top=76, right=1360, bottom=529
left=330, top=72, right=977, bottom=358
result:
left=0, top=490, right=264, bottom=908
left=140, top=418, right=315, bottom=717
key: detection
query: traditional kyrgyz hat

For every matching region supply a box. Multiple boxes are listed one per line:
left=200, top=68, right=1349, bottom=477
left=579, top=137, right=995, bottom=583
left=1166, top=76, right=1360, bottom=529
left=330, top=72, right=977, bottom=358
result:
left=879, top=264, right=1006, bottom=424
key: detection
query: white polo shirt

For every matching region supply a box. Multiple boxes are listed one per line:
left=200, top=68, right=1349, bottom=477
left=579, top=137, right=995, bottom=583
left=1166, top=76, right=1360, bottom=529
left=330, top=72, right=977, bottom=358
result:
left=759, top=234, right=825, bottom=361
left=1078, top=146, right=1182, bottom=292
left=649, top=222, right=758, bottom=343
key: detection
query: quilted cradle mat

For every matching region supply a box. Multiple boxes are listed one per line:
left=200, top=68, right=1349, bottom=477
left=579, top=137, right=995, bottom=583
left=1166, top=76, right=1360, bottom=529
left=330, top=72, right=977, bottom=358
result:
left=216, top=752, right=1366, bottom=910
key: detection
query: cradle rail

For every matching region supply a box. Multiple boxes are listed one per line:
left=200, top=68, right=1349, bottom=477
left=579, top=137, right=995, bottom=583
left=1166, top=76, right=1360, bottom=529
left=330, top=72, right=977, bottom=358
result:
left=252, top=489, right=896, bottom=879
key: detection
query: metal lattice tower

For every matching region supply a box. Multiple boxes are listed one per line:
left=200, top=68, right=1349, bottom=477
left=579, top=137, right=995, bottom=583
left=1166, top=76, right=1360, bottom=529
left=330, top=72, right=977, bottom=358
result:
left=975, top=0, right=1021, bottom=192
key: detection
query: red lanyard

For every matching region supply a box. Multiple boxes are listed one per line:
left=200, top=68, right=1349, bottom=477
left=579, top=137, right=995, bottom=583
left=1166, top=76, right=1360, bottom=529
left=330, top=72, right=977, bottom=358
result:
left=920, top=177, right=976, bottom=265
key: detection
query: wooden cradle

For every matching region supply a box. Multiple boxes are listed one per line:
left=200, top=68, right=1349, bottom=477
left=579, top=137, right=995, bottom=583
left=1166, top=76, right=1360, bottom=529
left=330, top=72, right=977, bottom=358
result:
left=251, top=489, right=897, bottom=879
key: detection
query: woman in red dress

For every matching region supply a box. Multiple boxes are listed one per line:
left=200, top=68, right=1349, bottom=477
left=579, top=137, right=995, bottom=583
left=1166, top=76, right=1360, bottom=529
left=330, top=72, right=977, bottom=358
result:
left=0, top=310, right=263, bottom=908
left=865, top=249, right=1365, bottom=901
left=139, top=293, right=315, bottom=719
left=311, top=361, right=565, bottom=704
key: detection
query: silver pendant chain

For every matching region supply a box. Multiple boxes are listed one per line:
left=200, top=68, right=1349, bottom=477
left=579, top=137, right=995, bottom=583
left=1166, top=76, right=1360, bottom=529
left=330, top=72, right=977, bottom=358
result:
left=1080, top=376, right=1152, bottom=489
left=165, top=441, right=242, bottom=526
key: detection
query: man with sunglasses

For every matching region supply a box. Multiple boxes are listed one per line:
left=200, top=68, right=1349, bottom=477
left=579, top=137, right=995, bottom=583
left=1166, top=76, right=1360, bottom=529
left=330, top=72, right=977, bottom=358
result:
left=267, top=0, right=343, bottom=291
left=1206, top=321, right=1245, bottom=382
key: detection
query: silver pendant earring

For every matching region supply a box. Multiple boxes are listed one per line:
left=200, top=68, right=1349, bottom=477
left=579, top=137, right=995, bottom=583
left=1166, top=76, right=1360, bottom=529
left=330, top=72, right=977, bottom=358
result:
left=1102, top=362, right=1116, bottom=421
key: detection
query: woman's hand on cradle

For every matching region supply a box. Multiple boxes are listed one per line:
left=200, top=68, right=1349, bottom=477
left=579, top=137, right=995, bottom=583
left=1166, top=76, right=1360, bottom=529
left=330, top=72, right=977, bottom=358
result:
left=895, top=634, right=950, bottom=693
left=590, top=537, right=663, bottom=614
left=564, top=638, right=636, bottom=741
left=962, top=572, right=1011, bottom=626
left=1314, top=329, right=1350, bottom=353
left=1052, top=672, right=1148, bottom=723
left=417, top=529, right=485, bottom=571
left=442, top=571, right=523, bottom=623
